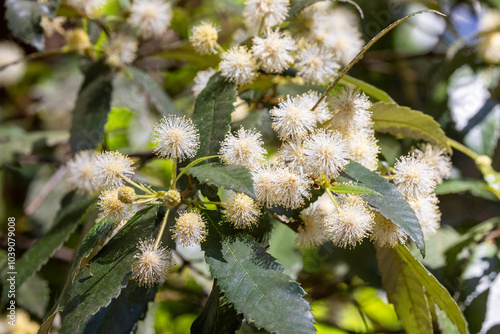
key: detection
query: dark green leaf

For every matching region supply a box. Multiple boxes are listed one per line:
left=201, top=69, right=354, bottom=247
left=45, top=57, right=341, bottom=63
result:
left=376, top=246, right=433, bottom=334
left=60, top=206, right=159, bottom=334
left=127, top=67, right=180, bottom=116
left=39, top=217, right=115, bottom=333
left=70, top=61, right=113, bottom=153
left=371, top=102, right=452, bottom=153
left=1, top=192, right=96, bottom=305
left=81, top=283, right=156, bottom=334
left=192, top=72, right=236, bottom=159
left=202, top=210, right=315, bottom=334
left=191, top=281, right=241, bottom=334
left=340, top=76, right=395, bottom=103
left=18, top=275, right=50, bottom=318
left=340, top=160, right=425, bottom=255
left=396, top=246, right=467, bottom=334
left=188, top=162, right=255, bottom=198
left=5, top=0, right=60, bottom=50
left=330, top=183, right=382, bottom=196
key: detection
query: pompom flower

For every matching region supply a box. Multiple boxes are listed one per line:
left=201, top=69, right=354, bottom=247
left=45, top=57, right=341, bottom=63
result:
left=274, top=167, right=311, bottom=209
left=98, top=189, right=136, bottom=222
left=296, top=197, right=333, bottom=248
left=270, top=95, right=317, bottom=140
left=297, top=91, right=332, bottom=125
left=192, top=68, right=215, bottom=97
left=151, top=116, right=200, bottom=161
left=370, top=214, right=407, bottom=248
left=190, top=22, right=219, bottom=55
left=105, top=34, right=138, bottom=67
left=394, top=153, right=437, bottom=199
left=220, top=46, right=258, bottom=86
left=132, top=239, right=173, bottom=287
left=277, top=140, right=305, bottom=174
left=321, top=27, right=364, bottom=66
left=296, top=44, right=339, bottom=85
left=347, top=130, right=380, bottom=171
left=251, top=164, right=280, bottom=206
left=66, top=150, right=98, bottom=193
left=329, top=87, right=372, bottom=133
left=173, top=211, right=207, bottom=246
left=243, top=0, right=290, bottom=29
left=326, top=195, right=374, bottom=249
left=223, top=192, right=261, bottom=228
left=128, top=0, right=173, bottom=39
left=65, top=29, right=91, bottom=54
left=409, top=193, right=441, bottom=239
left=251, top=29, right=296, bottom=73
left=302, top=130, right=349, bottom=178
left=219, top=127, right=267, bottom=168
left=413, top=144, right=452, bottom=184
left=91, top=151, right=135, bottom=189
left=0, top=42, right=26, bottom=87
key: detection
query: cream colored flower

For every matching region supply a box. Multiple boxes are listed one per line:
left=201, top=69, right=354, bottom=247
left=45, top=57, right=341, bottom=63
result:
left=151, top=115, right=200, bottom=161
left=190, top=22, right=219, bottom=55
left=132, top=239, right=173, bottom=287
left=128, top=0, right=173, bottom=39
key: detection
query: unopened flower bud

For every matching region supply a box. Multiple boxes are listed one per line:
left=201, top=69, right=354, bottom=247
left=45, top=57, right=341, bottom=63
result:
left=117, top=186, right=136, bottom=204
left=163, top=189, right=181, bottom=207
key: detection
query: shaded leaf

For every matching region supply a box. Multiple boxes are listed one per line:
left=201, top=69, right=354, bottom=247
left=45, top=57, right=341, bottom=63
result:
left=191, top=281, right=241, bottom=334
left=5, top=0, right=60, bottom=50
left=435, top=179, right=497, bottom=201
left=340, top=76, right=395, bottom=103
left=18, top=275, right=50, bottom=318
left=192, top=72, right=236, bottom=159
left=128, top=67, right=180, bottom=116
left=60, top=206, right=159, bottom=334
left=376, top=246, right=432, bottom=334
left=188, top=162, right=255, bottom=199
left=397, top=246, right=467, bottom=334
left=81, top=283, right=156, bottom=334
left=70, top=61, right=113, bottom=153
left=371, top=102, right=451, bottom=153
left=1, top=192, right=96, bottom=304
left=340, top=160, right=425, bottom=255
left=202, top=210, right=316, bottom=334
left=330, top=183, right=382, bottom=196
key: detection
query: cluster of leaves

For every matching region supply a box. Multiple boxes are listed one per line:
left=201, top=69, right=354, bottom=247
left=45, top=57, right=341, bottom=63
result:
left=1, top=0, right=499, bottom=333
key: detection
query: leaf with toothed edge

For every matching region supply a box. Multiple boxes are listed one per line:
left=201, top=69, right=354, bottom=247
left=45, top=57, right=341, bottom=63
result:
left=1, top=192, right=97, bottom=305
left=192, top=72, right=236, bottom=160
left=201, top=210, right=316, bottom=334
left=59, top=206, right=159, bottom=334
left=339, top=160, right=425, bottom=255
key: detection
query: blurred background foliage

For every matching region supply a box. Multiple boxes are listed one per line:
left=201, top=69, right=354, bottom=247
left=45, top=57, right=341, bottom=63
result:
left=0, top=0, right=500, bottom=333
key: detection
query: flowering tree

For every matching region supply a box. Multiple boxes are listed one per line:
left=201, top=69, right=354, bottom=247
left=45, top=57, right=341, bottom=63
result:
left=1, top=0, right=500, bottom=333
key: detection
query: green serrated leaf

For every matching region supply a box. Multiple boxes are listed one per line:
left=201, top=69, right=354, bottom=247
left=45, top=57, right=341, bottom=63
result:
left=202, top=210, right=316, bottom=334
left=18, top=275, right=50, bottom=318
left=192, top=72, right=236, bottom=159
left=340, top=160, right=425, bottom=255
left=127, top=67, right=180, bottom=116
left=38, top=216, right=115, bottom=333
left=1, top=192, right=96, bottom=305
left=80, top=283, right=156, bottom=334
left=371, top=102, right=451, bottom=153
left=376, top=246, right=433, bottom=334
left=59, top=206, right=159, bottom=334
left=330, top=183, right=382, bottom=196
left=5, top=0, right=60, bottom=50
left=396, top=246, right=467, bottom=334
left=188, top=162, right=255, bottom=199
left=340, top=76, right=395, bottom=103
left=191, top=281, right=241, bottom=334
left=70, top=61, right=113, bottom=153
